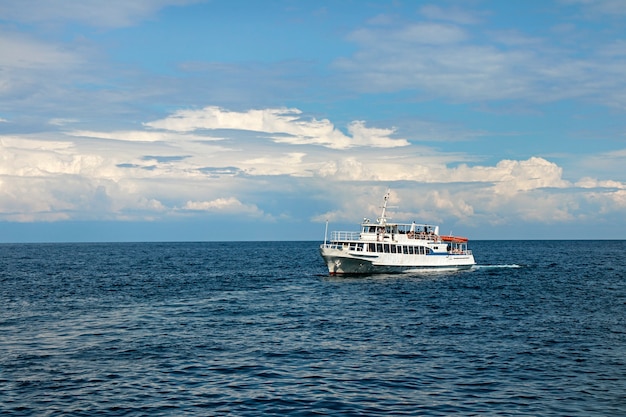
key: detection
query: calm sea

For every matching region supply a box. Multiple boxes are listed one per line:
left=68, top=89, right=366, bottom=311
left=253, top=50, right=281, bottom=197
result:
left=1, top=240, right=624, bottom=416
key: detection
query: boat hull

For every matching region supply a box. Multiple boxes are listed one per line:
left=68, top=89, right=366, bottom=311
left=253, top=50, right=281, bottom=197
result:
left=320, top=246, right=475, bottom=275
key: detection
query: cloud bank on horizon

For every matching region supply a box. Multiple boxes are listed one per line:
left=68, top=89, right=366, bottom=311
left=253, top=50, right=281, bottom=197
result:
left=1, top=0, right=625, bottom=241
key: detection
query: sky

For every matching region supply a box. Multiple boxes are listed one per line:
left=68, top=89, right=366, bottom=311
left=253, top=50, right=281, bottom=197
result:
left=1, top=0, right=626, bottom=242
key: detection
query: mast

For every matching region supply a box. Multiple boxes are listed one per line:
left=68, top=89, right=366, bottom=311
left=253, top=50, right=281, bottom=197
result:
left=324, top=219, right=329, bottom=245
left=377, top=190, right=390, bottom=225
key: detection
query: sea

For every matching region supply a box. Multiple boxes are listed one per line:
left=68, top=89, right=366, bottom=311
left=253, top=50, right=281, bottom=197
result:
left=1, top=240, right=624, bottom=416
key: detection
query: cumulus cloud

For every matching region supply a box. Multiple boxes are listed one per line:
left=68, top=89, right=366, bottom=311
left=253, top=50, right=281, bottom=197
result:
left=311, top=156, right=591, bottom=228
left=316, top=154, right=569, bottom=192
left=241, top=152, right=311, bottom=176
left=458, top=157, right=570, bottom=192
left=1, top=106, right=624, bottom=231
left=602, top=189, right=626, bottom=210
left=145, top=106, right=409, bottom=149
left=183, top=197, right=268, bottom=218
left=0, top=136, right=98, bottom=177
left=576, top=177, right=625, bottom=189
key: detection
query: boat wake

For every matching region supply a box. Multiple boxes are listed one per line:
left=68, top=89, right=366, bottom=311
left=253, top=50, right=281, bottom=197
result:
left=474, top=264, right=523, bottom=269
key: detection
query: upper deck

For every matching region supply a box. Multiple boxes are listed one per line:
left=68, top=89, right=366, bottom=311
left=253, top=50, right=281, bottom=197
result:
left=323, top=191, right=471, bottom=251
left=359, top=220, right=439, bottom=241
left=329, top=221, right=445, bottom=243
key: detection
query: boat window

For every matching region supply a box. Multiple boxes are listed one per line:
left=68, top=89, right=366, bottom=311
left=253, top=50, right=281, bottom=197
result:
left=368, top=226, right=377, bottom=233
left=383, top=244, right=390, bottom=253
left=408, top=246, right=414, bottom=255
left=403, top=246, right=409, bottom=254
left=376, top=243, right=383, bottom=253
left=368, top=243, right=376, bottom=252
left=390, top=245, right=396, bottom=253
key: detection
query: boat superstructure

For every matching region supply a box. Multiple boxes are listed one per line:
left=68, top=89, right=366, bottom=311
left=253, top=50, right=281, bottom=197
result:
left=320, top=192, right=475, bottom=275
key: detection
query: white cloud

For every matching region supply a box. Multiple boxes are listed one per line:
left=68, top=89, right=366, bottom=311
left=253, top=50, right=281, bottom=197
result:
left=429, top=189, right=475, bottom=218
left=576, top=177, right=625, bottom=189
left=242, top=152, right=310, bottom=176
left=600, top=189, right=626, bottom=211
left=183, top=197, right=268, bottom=218
left=67, top=129, right=222, bottom=143
left=315, top=154, right=569, bottom=191
left=457, top=157, right=570, bottom=192
left=310, top=156, right=589, bottom=227
left=346, top=121, right=408, bottom=148
left=315, top=180, right=587, bottom=229
left=1, top=107, right=624, bottom=232
left=0, top=136, right=97, bottom=177
left=145, top=106, right=409, bottom=149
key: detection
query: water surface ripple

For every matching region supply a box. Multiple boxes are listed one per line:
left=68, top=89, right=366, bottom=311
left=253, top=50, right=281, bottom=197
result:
left=1, top=241, right=625, bottom=416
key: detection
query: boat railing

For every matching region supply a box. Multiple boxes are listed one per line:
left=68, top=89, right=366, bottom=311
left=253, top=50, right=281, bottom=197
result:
left=329, top=231, right=360, bottom=241
left=448, top=249, right=473, bottom=255
left=320, top=243, right=344, bottom=250
left=404, top=232, right=438, bottom=240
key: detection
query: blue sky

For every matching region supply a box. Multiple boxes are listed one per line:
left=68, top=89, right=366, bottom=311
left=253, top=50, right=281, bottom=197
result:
left=1, top=0, right=625, bottom=242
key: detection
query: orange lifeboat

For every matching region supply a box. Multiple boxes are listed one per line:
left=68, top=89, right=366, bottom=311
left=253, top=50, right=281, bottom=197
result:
left=440, top=235, right=469, bottom=243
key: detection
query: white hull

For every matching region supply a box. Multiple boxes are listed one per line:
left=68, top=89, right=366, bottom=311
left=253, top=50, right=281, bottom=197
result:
left=320, top=246, right=475, bottom=275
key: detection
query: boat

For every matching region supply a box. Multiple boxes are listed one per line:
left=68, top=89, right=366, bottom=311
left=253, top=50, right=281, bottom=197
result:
left=319, top=191, right=476, bottom=275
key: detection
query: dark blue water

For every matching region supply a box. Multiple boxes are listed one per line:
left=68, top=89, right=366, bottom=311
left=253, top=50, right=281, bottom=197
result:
left=1, top=241, right=625, bottom=416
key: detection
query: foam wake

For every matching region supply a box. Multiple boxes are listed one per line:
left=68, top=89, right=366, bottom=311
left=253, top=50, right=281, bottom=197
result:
left=474, top=264, right=523, bottom=269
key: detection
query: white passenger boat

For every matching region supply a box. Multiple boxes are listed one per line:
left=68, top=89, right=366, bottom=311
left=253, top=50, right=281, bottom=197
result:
left=320, top=192, right=475, bottom=275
